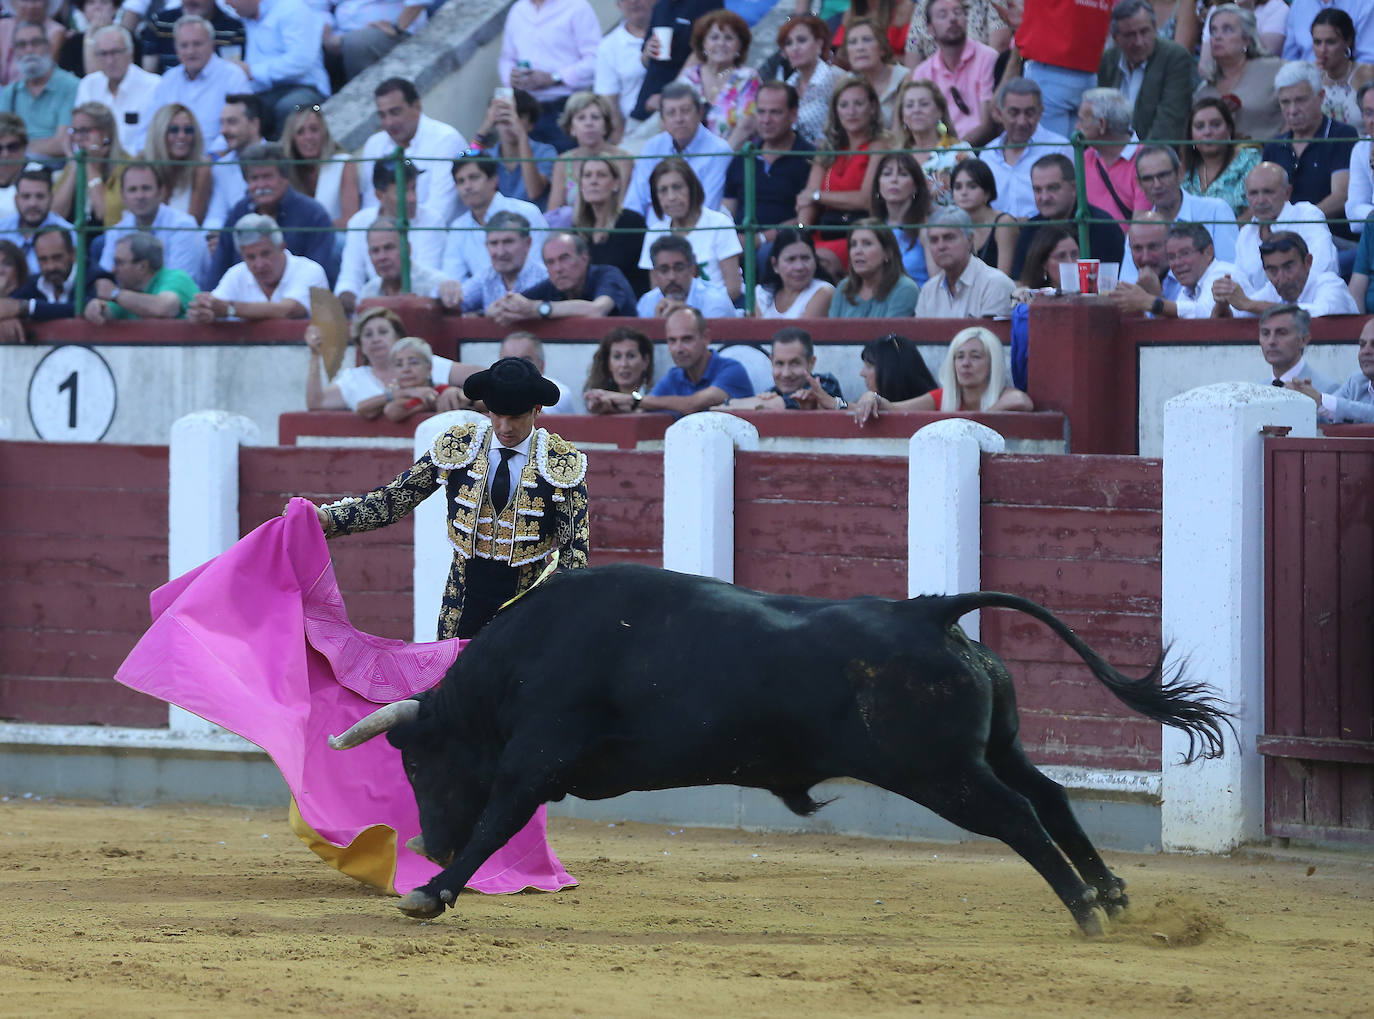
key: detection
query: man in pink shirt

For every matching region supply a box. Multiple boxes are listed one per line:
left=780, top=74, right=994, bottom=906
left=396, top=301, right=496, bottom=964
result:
left=911, top=0, right=999, bottom=146
left=1077, top=86, right=1150, bottom=234
left=499, top=0, right=602, bottom=151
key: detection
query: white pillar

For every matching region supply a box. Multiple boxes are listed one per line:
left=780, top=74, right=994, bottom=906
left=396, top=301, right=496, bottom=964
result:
left=167, top=410, right=260, bottom=734
left=662, top=414, right=759, bottom=581
left=1160, top=383, right=1315, bottom=852
left=907, top=419, right=1005, bottom=639
left=412, top=410, right=488, bottom=642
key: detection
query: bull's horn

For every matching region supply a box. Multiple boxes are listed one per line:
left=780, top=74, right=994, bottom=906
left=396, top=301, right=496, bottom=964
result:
left=328, top=699, right=421, bottom=750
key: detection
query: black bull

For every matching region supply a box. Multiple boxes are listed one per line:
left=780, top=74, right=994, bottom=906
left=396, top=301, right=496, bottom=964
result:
left=331, top=564, right=1230, bottom=935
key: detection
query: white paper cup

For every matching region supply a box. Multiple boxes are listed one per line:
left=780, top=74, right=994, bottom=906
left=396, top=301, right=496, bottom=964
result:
left=653, top=26, right=674, bottom=59
left=1098, top=262, right=1120, bottom=293
left=1057, top=262, right=1080, bottom=293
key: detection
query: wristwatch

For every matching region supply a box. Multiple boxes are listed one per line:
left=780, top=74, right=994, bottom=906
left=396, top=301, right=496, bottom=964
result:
left=538, top=300, right=553, bottom=319
left=550, top=71, right=564, bottom=85
left=1150, top=296, right=1164, bottom=316
left=833, top=395, right=847, bottom=410
left=811, top=189, right=821, bottom=204
left=226, top=302, right=237, bottom=319
left=631, top=387, right=645, bottom=411
left=108, top=286, right=121, bottom=303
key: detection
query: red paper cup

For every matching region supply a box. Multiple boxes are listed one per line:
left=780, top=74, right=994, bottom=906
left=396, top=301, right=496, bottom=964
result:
left=1077, top=259, right=1100, bottom=295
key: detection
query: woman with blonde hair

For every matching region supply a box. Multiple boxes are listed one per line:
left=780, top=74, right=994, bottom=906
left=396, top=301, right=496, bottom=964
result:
left=143, top=103, right=212, bottom=222
left=893, top=77, right=971, bottom=204
left=546, top=92, right=631, bottom=229
left=572, top=156, right=647, bottom=293
left=52, top=101, right=127, bottom=231
left=280, top=103, right=348, bottom=227
left=853, top=326, right=1031, bottom=422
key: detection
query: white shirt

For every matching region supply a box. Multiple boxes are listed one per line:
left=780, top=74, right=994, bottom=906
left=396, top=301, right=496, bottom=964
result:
left=1346, top=137, right=1373, bottom=234
left=1173, top=258, right=1236, bottom=319
left=335, top=203, right=447, bottom=297
left=546, top=377, right=580, bottom=415
left=205, top=150, right=247, bottom=232
left=1235, top=202, right=1340, bottom=291
left=335, top=354, right=455, bottom=410
left=594, top=20, right=648, bottom=123
left=148, top=55, right=251, bottom=156
left=359, top=114, right=467, bottom=225
left=212, top=250, right=328, bottom=311
left=101, top=204, right=208, bottom=286
left=1244, top=269, right=1361, bottom=318
left=74, top=65, right=161, bottom=154
left=984, top=123, right=1072, bottom=219
left=441, top=193, right=549, bottom=283
left=1174, top=190, right=1239, bottom=263
left=358, top=261, right=450, bottom=299
left=638, top=207, right=742, bottom=293
left=486, top=431, right=532, bottom=501
left=623, top=126, right=735, bottom=216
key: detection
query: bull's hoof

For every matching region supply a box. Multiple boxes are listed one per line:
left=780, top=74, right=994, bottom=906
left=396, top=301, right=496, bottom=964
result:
left=1076, top=906, right=1109, bottom=938
left=397, top=889, right=445, bottom=920
left=404, top=835, right=428, bottom=857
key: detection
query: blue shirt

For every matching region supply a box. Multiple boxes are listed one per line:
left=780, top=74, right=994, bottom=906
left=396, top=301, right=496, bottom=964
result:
left=243, top=0, right=330, bottom=95
left=0, top=211, right=73, bottom=273
left=652, top=350, right=753, bottom=398
left=211, top=187, right=338, bottom=286
left=487, top=139, right=557, bottom=208
left=895, top=230, right=928, bottom=287
left=624, top=124, right=734, bottom=217
left=635, top=277, right=737, bottom=317
left=521, top=263, right=638, bottom=316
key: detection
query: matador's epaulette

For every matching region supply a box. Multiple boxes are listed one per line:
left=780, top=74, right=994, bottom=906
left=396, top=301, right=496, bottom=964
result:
left=533, top=429, right=587, bottom=489
left=431, top=419, right=491, bottom=470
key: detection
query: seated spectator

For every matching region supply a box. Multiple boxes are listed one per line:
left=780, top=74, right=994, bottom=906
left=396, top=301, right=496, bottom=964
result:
left=546, top=92, right=631, bottom=227
left=892, top=78, right=973, bottom=205
left=83, top=233, right=198, bottom=322
left=722, top=82, right=812, bottom=236
left=144, top=103, right=213, bottom=223
left=1262, top=61, right=1359, bottom=238
left=52, top=102, right=126, bottom=233
left=834, top=1, right=914, bottom=58
left=1097, top=0, right=1196, bottom=143
left=498, top=0, right=601, bottom=150
left=488, top=231, right=636, bottom=325
left=471, top=88, right=556, bottom=207
left=581, top=324, right=654, bottom=411
left=358, top=216, right=462, bottom=307
left=382, top=337, right=454, bottom=423
left=1251, top=303, right=1340, bottom=392
left=1017, top=225, right=1079, bottom=289
left=854, top=326, right=1029, bottom=422
left=1113, top=222, right=1236, bottom=318
left=188, top=212, right=326, bottom=321
left=5, top=225, right=83, bottom=319
left=336, top=157, right=445, bottom=315
left=780, top=14, right=843, bottom=148
left=498, top=331, right=580, bottom=413
left=636, top=233, right=737, bottom=318
left=571, top=156, right=647, bottom=293
left=60, top=0, right=122, bottom=78
left=443, top=152, right=549, bottom=284
left=1215, top=230, right=1359, bottom=316
left=100, top=161, right=206, bottom=284
left=0, top=20, right=79, bottom=159
left=720, top=326, right=847, bottom=411
left=204, top=92, right=261, bottom=227
left=950, top=158, right=1018, bottom=277
left=0, top=165, right=71, bottom=273
left=828, top=219, right=921, bottom=318
left=1308, top=8, right=1374, bottom=126
left=629, top=0, right=719, bottom=125
left=0, top=0, right=64, bottom=86
left=1121, top=211, right=1180, bottom=298
left=593, top=0, right=650, bottom=142
left=842, top=17, right=907, bottom=126
left=209, top=141, right=335, bottom=284
left=225, top=0, right=330, bottom=138
left=1181, top=97, right=1261, bottom=219
left=149, top=15, right=250, bottom=161
left=982, top=77, right=1071, bottom=220
left=139, top=0, right=244, bottom=74
left=676, top=9, right=760, bottom=149
left=752, top=226, right=834, bottom=319
left=324, top=0, right=427, bottom=83
left=849, top=332, right=938, bottom=425
left=1124, top=144, right=1238, bottom=276
left=355, top=78, right=464, bottom=225
left=281, top=102, right=348, bottom=227
left=904, top=0, right=1011, bottom=64
left=916, top=206, right=1016, bottom=318
left=623, top=83, right=734, bottom=218
left=0, top=113, right=28, bottom=216
left=798, top=76, right=891, bottom=275
left=1347, top=207, right=1374, bottom=310
left=1235, top=160, right=1340, bottom=291
left=1346, top=84, right=1374, bottom=235
left=1076, top=87, right=1151, bottom=234
left=1296, top=315, right=1374, bottom=421
left=75, top=25, right=159, bottom=154
left=1010, top=154, right=1125, bottom=281
left=1195, top=5, right=1284, bottom=143
left=458, top=210, right=550, bottom=315
left=1284, top=0, right=1374, bottom=62
left=0, top=236, right=25, bottom=293
left=871, top=151, right=932, bottom=285
left=910, top=0, right=998, bottom=146
left=638, top=156, right=742, bottom=301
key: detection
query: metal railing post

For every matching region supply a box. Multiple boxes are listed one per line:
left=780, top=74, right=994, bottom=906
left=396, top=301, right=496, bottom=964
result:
left=1069, top=131, right=1091, bottom=258
left=741, top=142, right=757, bottom=315
left=393, top=144, right=411, bottom=295
left=73, top=149, right=87, bottom=304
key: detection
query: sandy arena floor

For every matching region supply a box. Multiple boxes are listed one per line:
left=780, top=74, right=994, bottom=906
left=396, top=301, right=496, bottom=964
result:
left=1, top=799, right=1372, bottom=1017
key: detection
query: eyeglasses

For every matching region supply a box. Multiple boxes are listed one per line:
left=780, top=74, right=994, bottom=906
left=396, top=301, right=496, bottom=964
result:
left=94, top=47, right=129, bottom=59
left=0, top=140, right=25, bottom=154
left=13, top=37, right=49, bottom=50
left=292, top=103, right=322, bottom=114
left=166, top=125, right=196, bottom=136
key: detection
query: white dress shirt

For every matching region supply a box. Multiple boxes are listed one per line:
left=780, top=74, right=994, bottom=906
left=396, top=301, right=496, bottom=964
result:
left=1235, top=202, right=1340, bottom=291
left=101, top=204, right=208, bottom=286
left=485, top=431, right=532, bottom=501
left=1244, top=269, right=1360, bottom=318
left=358, top=114, right=467, bottom=225
left=1345, top=137, right=1373, bottom=233
left=984, top=123, right=1072, bottom=219
left=205, top=151, right=247, bottom=231
left=623, top=125, right=735, bottom=216
left=1173, top=258, right=1236, bottom=319
left=74, top=65, right=161, bottom=153
left=1175, top=190, right=1239, bottom=262
left=335, top=203, right=447, bottom=298
left=149, top=55, right=251, bottom=155
left=212, top=250, right=328, bottom=311
left=441, top=193, right=549, bottom=283
left=594, top=19, right=648, bottom=123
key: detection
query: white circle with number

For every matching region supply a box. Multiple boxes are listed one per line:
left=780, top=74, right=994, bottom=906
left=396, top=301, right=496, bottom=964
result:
left=27, top=345, right=118, bottom=441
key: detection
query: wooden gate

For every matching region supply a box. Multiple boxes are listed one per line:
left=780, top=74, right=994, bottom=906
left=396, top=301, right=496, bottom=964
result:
left=1262, top=437, right=1374, bottom=844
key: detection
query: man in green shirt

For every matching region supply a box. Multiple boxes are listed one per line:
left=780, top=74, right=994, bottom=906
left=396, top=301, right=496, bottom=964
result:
left=83, top=234, right=200, bottom=322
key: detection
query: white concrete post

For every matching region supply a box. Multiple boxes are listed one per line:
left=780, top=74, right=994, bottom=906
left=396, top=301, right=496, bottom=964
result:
left=167, top=410, right=260, bottom=734
left=662, top=414, right=759, bottom=581
left=412, top=410, right=488, bottom=642
left=907, top=419, right=1005, bottom=639
left=1160, top=383, right=1315, bottom=852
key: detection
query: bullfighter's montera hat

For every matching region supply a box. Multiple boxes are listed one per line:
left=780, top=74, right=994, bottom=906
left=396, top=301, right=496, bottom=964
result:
left=464, top=356, right=561, bottom=415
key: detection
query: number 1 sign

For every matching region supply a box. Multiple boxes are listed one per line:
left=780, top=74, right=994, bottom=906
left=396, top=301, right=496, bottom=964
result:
left=27, top=345, right=117, bottom=442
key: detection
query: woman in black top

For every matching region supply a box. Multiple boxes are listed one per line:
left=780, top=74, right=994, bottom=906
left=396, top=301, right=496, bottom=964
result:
left=950, top=158, right=1018, bottom=278
left=573, top=157, right=648, bottom=295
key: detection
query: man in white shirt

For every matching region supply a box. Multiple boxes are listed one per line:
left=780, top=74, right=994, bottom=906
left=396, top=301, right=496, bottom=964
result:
left=204, top=93, right=263, bottom=230
left=916, top=207, right=1016, bottom=318
left=1234, top=161, right=1340, bottom=292
left=357, top=216, right=462, bottom=306
left=623, top=84, right=734, bottom=216
left=101, top=162, right=208, bottom=285
left=1214, top=231, right=1359, bottom=318
left=149, top=16, right=251, bottom=154
left=1292, top=316, right=1374, bottom=422
left=74, top=25, right=160, bottom=153
left=1113, top=222, right=1234, bottom=318
left=1134, top=144, right=1237, bottom=261
left=336, top=157, right=446, bottom=314
left=188, top=213, right=327, bottom=321
left=594, top=0, right=651, bottom=142
left=982, top=77, right=1071, bottom=219
left=1252, top=304, right=1341, bottom=394
left=224, top=0, right=330, bottom=137
left=457, top=209, right=549, bottom=315
left=443, top=153, right=548, bottom=283
left=358, top=77, right=466, bottom=225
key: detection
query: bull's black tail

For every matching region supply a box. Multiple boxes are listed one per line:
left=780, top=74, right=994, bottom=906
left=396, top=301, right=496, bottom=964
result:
left=931, top=592, right=1233, bottom=764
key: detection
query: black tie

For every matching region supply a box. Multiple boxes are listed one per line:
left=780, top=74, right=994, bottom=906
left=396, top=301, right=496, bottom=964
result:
left=1272, top=378, right=1286, bottom=388
left=491, top=448, right=516, bottom=512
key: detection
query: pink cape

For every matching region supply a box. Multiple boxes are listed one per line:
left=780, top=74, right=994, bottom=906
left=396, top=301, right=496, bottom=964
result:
left=115, top=499, right=576, bottom=897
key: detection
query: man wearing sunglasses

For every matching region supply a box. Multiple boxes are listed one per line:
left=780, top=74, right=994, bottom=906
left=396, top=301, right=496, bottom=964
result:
left=910, top=0, right=999, bottom=146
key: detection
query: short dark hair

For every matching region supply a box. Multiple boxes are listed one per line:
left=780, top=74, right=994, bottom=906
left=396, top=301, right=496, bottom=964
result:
left=372, top=157, right=424, bottom=190
left=659, top=81, right=702, bottom=110
left=239, top=141, right=288, bottom=179
left=648, top=233, right=695, bottom=265
left=122, top=160, right=167, bottom=193
left=755, top=80, right=799, bottom=110
left=771, top=326, right=814, bottom=359
left=1259, top=302, right=1310, bottom=337
left=452, top=151, right=499, bottom=180
left=223, top=92, right=263, bottom=124
left=1167, top=222, right=1213, bottom=252
left=1030, top=153, right=1074, bottom=182
left=950, top=157, right=998, bottom=203
left=512, top=88, right=540, bottom=125
left=1259, top=231, right=1309, bottom=261
left=33, top=224, right=72, bottom=252
left=375, top=77, right=419, bottom=104
left=486, top=209, right=531, bottom=235
left=17, top=165, right=52, bottom=189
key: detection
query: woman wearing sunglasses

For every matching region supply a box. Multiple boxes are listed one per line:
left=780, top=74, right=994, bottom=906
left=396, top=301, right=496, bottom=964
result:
left=142, top=103, right=212, bottom=223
